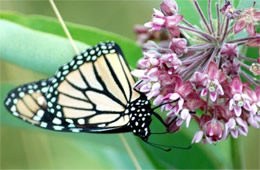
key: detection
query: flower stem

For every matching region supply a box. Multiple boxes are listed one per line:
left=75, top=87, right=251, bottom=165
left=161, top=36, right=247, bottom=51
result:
left=231, top=138, right=244, bottom=169
left=221, top=18, right=230, bottom=42
left=216, top=2, right=221, bottom=37
left=193, top=0, right=212, bottom=34
left=239, top=54, right=257, bottom=62
left=182, top=19, right=196, bottom=29
left=241, top=71, right=259, bottom=86
left=208, top=0, right=214, bottom=34
left=227, top=35, right=260, bottom=43
left=178, top=25, right=216, bottom=42
left=187, top=43, right=215, bottom=52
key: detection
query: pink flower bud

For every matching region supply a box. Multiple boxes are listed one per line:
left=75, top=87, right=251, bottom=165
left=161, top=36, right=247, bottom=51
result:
left=160, top=0, right=178, bottom=16
left=191, top=72, right=209, bottom=87
left=169, top=38, right=187, bottom=55
left=220, top=43, right=238, bottom=60
left=222, top=60, right=240, bottom=76
left=204, top=119, right=224, bottom=143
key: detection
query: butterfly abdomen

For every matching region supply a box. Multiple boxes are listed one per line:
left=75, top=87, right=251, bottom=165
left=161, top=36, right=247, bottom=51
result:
left=126, top=96, right=152, bottom=141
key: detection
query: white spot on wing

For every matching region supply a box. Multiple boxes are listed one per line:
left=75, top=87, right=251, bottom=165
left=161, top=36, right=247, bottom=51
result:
left=40, top=122, right=47, bottom=128
left=53, top=126, right=64, bottom=130
left=19, top=92, right=25, bottom=97
left=78, top=119, right=85, bottom=125
left=98, top=124, right=106, bottom=127
left=33, top=116, right=41, bottom=121
left=52, top=118, right=62, bottom=125
left=66, top=119, right=73, bottom=123
left=37, top=110, right=44, bottom=117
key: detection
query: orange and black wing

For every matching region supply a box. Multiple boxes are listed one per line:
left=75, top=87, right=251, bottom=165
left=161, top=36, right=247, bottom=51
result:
left=4, top=42, right=140, bottom=133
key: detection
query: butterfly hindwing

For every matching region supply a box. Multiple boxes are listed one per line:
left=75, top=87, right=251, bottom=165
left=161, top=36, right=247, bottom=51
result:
left=4, top=79, right=55, bottom=128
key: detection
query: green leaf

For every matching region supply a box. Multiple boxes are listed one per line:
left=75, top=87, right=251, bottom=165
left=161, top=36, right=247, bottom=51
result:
left=0, top=20, right=88, bottom=75
left=0, top=12, right=142, bottom=69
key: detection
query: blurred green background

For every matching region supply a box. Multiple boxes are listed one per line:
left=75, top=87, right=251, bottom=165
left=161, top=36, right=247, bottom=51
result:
left=0, top=0, right=259, bottom=169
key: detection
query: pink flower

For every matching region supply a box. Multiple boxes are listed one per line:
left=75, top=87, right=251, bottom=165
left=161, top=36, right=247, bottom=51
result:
left=229, top=76, right=251, bottom=117
left=132, top=49, right=183, bottom=102
left=169, top=38, right=188, bottom=55
left=192, top=115, right=211, bottom=144
left=203, top=119, right=224, bottom=144
left=164, top=15, right=183, bottom=29
left=166, top=108, right=192, bottom=133
left=248, top=113, right=260, bottom=128
left=234, top=7, right=260, bottom=36
left=147, top=82, right=161, bottom=99
left=145, top=9, right=165, bottom=31
left=168, top=25, right=181, bottom=38
left=190, top=72, right=208, bottom=88
left=163, top=76, right=193, bottom=113
left=220, top=43, right=238, bottom=60
left=185, top=92, right=206, bottom=111
left=224, top=117, right=248, bottom=138
left=160, top=0, right=178, bottom=16
left=222, top=60, right=240, bottom=76
left=215, top=104, right=236, bottom=121
left=220, top=1, right=241, bottom=19
left=145, top=8, right=183, bottom=32
left=243, top=86, right=260, bottom=128
left=133, top=0, right=260, bottom=144
left=161, top=53, right=182, bottom=68
left=191, top=61, right=226, bottom=102
left=134, top=25, right=151, bottom=45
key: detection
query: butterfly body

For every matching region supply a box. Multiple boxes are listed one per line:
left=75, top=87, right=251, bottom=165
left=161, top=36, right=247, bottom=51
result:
left=126, top=96, right=152, bottom=141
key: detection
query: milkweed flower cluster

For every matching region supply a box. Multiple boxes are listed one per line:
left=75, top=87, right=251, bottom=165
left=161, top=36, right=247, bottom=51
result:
left=132, top=0, right=260, bottom=144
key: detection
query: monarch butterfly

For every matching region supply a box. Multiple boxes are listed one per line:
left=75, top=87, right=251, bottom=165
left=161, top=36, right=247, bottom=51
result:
left=4, top=41, right=188, bottom=151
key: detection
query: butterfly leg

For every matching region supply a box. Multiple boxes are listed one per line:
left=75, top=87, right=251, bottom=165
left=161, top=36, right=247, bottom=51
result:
left=152, top=111, right=169, bottom=128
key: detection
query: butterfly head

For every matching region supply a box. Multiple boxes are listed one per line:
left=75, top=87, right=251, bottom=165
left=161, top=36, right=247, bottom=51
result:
left=126, top=98, right=152, bottom=141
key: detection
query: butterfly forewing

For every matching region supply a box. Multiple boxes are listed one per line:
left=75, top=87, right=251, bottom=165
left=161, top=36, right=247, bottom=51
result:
left=40, top=42, right=139, bottom=132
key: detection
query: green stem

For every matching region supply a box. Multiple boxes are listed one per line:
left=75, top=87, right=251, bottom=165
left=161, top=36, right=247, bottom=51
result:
left=231, top=138, right=244, bottom=169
